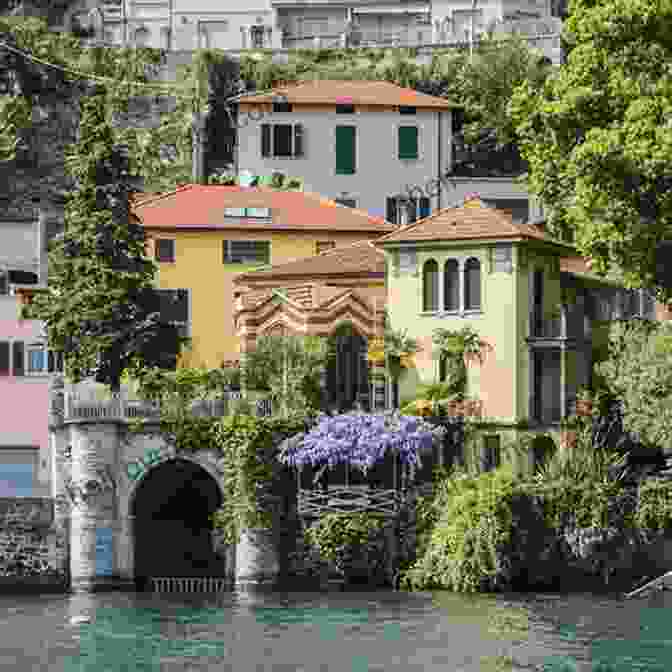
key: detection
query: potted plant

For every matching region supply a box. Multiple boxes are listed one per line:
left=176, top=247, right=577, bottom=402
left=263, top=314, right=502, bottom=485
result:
left=575, top=388, right=594, bottom=416
left=559, top=416, right=579, bottom=451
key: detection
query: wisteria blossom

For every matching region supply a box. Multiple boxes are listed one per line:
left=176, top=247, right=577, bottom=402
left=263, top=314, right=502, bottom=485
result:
left=279, top=411, right=446, bottom=473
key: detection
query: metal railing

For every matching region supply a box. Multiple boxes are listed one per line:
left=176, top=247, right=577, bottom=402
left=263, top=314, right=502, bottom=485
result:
left=298, top=486, right=401, bottom=518
left=279, top=31, right=562, bottom=56
left=530, top=315, right=564, bottom=339
left=150, top=577, right=229, bottom=592
left=61, top=389, right=272, bottom=422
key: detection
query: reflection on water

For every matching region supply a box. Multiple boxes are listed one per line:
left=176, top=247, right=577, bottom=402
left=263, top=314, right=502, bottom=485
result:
left=1, top=589, right=672, bottom=671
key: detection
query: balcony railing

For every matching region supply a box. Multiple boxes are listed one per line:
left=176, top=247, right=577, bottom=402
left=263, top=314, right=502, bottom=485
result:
left=529, top=315, right=564, bottom=339
left=58, top=389, right=272, bottom=422
left=298, top=485, right=402, bottom=519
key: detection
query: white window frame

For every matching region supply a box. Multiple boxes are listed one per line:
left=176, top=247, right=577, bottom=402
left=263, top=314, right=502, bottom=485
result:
left=223, top=240, right=271, bottom=265
left=24, top=342, right=63, bottom=376
left=418, top=253, right=485, bottom=317
left=0, top=448, right=38, bottom=497
left=264, top=123, right=304, bottom=159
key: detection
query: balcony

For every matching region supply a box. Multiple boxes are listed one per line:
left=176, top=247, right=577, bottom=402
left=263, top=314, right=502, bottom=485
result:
left=529, top=315, right=563, bottom=340
left=298, top=485, right=402, bottom=519
left=280, top=27, right=431, bottom=50
left=51, top=388, right=272, bottom=424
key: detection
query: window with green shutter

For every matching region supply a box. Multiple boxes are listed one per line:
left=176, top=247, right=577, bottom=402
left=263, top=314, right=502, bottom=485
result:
left=336, top=126, right=356, bottom=175
left=398, top=126, right=418, bottom=160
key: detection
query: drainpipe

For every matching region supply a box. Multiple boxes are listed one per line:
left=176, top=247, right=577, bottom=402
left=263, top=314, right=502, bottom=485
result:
left=168, top=0, right=173, bottom=51
left=123, top=0, right=128, bottom=47
left=469, top=0, right=477, bottom=59
left=437, top=110, right=442, bottom=211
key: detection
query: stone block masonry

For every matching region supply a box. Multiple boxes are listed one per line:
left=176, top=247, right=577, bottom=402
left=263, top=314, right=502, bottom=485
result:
left=0, top=497, right=67, bottom=592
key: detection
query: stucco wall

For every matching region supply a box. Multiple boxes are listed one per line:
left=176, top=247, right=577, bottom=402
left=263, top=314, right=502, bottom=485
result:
left=0, top=292, right=53, bottom=490
left=237, top=105, right=452, bottom=218
left=388, top=242, right=519, bottom=422
left=148, top=229, right=384, bottom=367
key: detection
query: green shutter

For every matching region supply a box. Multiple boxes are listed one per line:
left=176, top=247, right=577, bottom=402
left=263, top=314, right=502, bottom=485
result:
left=398, top=126, right=418, bottom=160
left=336, top=126, right=356, bottom=175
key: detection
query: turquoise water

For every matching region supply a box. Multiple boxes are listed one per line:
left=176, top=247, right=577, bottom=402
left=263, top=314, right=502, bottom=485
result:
left=1, top=589, right=671, bottom=671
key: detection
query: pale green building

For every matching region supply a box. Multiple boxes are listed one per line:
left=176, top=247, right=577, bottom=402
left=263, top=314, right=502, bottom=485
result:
left=376, top=197, right=658, bottom=471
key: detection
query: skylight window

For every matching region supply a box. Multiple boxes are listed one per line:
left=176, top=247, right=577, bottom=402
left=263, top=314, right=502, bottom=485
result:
left=224, top=207, right=246, bottom=217
left=246, top=207, right=271, bottom=218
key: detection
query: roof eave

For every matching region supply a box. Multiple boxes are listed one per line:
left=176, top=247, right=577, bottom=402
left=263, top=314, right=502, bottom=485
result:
left=234, top=270, right=386, bottom=283
left=376, top=235, right=577, bottom=252
left=140, top=223, right=395, bottom=233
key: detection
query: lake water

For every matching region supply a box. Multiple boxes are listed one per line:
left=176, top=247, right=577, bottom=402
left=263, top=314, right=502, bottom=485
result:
left=1, top=588, right=671, bottom=671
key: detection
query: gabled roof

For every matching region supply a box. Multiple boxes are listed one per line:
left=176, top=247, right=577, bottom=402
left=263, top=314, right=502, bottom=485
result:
left=236, top=79, right=454, bottom=110
left=376, top=199, right=575, bottom=250
left=234, top=240, right=385, bottom=283
left=133, top=185, right=394, bottom=233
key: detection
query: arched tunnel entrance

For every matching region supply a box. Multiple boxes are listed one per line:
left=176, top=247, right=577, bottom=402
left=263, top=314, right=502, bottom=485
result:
left=131, top=458, right=225, bottom=589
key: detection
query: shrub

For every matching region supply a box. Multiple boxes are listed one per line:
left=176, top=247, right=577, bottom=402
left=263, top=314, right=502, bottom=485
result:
left=597, top=320, right=672, bottom=451
left=401, top=466, right=546, bottom=592
left=304, top=512, right=388, bottom=583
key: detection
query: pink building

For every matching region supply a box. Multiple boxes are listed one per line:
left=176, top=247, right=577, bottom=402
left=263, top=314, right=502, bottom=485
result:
left=0, top=213, right=62, bottom=497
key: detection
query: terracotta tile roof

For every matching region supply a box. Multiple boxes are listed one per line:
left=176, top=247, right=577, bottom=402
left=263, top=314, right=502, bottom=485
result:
left=559, top=256, right=628, bottom=286
left=560, top=256, right=592, bottom=276
left=237, top=80, right=454, bottom=110
left=234, top=240, right=386, bottom=283
left=376, top=202, right=575, bottom=248
left=130, top=192, right=164, bottom=206
left=133, top=185, right=394, bottom=233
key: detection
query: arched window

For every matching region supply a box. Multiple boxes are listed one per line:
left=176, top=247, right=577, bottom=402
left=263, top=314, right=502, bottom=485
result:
left=422, top=259, right=439, bottom=312
left=443, top=259, right=459, bottom=311
left=464, top=257, right=481, bottom=310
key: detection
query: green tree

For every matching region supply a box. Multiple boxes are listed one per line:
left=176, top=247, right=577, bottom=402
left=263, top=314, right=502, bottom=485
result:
left=418, top=34, right=553, bottom=150
left=510, top=0, right=672, bottom=301
left=243, top=334, right=328, bottom=413
left=22, top=89, right=188, bottom=392
left=596, top=319, right=672, bottom=451
left=238, top=37, right=553, bottom=153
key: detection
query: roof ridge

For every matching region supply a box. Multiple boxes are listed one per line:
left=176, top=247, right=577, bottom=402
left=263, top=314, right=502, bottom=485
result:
left=377, top=206, right=452, bottom=242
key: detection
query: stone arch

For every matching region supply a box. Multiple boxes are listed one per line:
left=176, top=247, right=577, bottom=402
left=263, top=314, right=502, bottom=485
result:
left=128, top=454, right=226, bottom=588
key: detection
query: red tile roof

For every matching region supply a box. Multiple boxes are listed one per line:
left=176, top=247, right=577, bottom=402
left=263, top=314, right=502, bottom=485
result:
left=376, top=201, right=575, bottom=249
left=237, top=80, right=454, bottom=110
left=133, top=185, right=395, bottom=233
left=234, top=240, right=385, bottom=283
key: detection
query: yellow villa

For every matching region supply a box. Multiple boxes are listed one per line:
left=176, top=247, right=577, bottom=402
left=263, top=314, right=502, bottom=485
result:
left=133, top=184, right=395, bottom=369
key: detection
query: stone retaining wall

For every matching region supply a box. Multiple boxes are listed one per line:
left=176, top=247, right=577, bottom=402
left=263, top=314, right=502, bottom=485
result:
left=0, top=498, right=67, bottom=592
